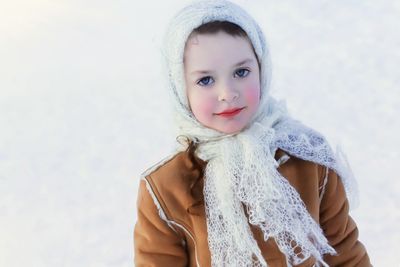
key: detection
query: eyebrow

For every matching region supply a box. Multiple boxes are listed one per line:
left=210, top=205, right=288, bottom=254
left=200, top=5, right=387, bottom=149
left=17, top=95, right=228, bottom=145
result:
left=190, top=58, right=254, bottom=76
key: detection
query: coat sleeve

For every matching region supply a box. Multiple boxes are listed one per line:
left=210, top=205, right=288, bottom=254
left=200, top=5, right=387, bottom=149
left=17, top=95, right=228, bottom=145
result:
left=319, top=166, right=372, bottom=266
left=134, top=179, right=188, bottom=267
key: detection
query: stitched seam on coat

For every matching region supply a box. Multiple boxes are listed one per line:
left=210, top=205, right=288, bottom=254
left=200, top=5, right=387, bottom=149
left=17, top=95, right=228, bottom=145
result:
left=142, top=176, right=179, bottom=234
left=147, top=174, right=175, bottom=220
left=140, top=152, right=180, bottom=180
left=319, top=166, right=329, bottom=203
left=168, top=221, right=201, bottom=267
left=277, top=154, right=291, bottom=166
left=142, top=176, right=200, bottom=267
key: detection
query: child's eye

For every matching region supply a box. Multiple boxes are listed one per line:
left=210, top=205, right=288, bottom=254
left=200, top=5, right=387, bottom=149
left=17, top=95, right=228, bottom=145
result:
left=197, top=76, right=214, bottom=86
left=235, top=68, right=250, bottom=78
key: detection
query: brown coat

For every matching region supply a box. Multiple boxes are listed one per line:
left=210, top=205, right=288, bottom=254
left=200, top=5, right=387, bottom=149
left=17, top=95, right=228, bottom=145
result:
left=134, top=148, right=371, bottom=266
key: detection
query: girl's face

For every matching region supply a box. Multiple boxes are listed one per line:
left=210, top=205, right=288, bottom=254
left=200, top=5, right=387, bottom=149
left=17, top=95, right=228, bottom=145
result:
left=184, top=31, right=261, bottom=134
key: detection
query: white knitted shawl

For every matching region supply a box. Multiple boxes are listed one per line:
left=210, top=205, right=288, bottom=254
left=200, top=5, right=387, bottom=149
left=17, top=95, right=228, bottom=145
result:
left=160, top=0, right=359, bottom=266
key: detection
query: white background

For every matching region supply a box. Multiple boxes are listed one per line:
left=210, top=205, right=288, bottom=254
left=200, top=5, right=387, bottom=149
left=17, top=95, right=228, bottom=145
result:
left=1, top=0, right=399, bottom=266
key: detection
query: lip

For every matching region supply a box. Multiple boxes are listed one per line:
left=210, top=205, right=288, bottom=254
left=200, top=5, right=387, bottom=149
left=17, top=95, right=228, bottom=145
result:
left=215, top=107, right=245, bottom=117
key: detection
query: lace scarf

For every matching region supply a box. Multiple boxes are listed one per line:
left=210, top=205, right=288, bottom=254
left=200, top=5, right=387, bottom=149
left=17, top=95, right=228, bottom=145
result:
left=172, top=97, right=359, bottom=266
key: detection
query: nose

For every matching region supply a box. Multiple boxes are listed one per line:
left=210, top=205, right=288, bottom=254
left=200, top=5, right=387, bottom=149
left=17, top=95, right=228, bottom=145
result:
left=217, top=82, right=239, bottom=102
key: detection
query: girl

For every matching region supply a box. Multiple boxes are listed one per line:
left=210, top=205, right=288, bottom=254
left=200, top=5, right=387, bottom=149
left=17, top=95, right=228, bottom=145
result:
left=134, top=0, right=371, bottom=266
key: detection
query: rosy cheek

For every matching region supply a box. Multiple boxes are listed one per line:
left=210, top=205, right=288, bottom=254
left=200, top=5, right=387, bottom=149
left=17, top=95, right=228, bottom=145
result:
left=190, top=92, right=216, bottom=122
left=244, top=86, right=261, bottom=106
left=198, top=99, right=215, bottom=115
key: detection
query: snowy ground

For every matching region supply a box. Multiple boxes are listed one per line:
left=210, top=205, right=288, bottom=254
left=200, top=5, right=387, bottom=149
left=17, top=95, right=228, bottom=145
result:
left=1, top=0, right=399, bottom=266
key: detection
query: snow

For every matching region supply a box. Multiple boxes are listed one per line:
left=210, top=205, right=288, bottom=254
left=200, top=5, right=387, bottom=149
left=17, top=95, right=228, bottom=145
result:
left=0, top=0, right=399, bottom=266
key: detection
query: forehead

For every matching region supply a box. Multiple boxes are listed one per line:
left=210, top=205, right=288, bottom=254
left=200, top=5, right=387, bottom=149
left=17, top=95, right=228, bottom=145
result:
left=183, top=31, right=255, bottom=66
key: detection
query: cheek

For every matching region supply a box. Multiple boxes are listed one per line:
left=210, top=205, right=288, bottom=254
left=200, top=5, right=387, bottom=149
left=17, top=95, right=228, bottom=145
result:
left=244, top=86, right=261, bottom=107
left=188, top=91, right=215, bottom=120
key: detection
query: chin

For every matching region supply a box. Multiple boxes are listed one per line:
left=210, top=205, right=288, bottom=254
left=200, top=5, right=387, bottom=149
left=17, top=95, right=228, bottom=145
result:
left=217, top=125, right=244, bottom=134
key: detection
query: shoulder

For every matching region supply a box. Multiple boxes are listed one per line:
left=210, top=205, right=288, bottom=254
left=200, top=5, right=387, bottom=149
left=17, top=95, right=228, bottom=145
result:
left=141, top=150, right=205, bottom=186
left=275, top=148, right=325, bottom=178
left=138, top=148, right=326, bottom=215
left=276, top=148, right=327, bottom=199
left=139, top=150, right=205, bottom=219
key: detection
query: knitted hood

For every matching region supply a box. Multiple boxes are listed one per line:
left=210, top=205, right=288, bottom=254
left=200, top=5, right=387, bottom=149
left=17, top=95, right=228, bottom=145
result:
left=162, top=0, right=272, bottom=139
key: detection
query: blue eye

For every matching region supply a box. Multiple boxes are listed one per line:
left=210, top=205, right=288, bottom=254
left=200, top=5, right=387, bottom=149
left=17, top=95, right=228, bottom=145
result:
left=197, top=76, right=214, bottom=86
left=235, top=68, right=250, bottom=78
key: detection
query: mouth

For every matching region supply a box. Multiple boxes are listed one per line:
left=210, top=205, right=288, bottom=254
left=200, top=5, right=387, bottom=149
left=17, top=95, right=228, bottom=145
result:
left=215, top=107, right=245, bottom=117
